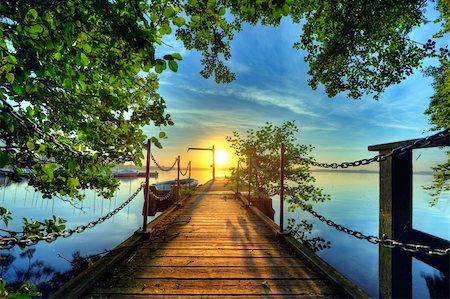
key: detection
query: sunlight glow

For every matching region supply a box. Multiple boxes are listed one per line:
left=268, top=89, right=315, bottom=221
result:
left=215, top=150, right=229, bottom=166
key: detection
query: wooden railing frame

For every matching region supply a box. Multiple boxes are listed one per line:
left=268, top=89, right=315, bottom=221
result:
left=369, top=134, right=449, bottom=298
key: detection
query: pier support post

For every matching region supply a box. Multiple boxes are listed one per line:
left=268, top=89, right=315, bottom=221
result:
left=177, top=155, right=180, bottom=204
left=376, top=148, right=413, bottom=298
left=279, top=143, right=285, bottom=233
left=212, top=145, right=215, bottom=180
left=248, top=156, right=252, bottom=206
left=142, top=139, right=151, bottom=232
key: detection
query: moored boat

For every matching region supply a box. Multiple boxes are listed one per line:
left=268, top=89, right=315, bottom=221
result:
left=153, top=178, right=198, bottom=191
left=112, top=169, right=139, bottom=178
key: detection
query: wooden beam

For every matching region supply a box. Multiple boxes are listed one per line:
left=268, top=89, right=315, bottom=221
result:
left=368, top=133, right=449, bottom=151
left=378, top=148, right=413, bottom=298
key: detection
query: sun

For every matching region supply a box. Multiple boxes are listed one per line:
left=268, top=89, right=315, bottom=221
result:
left=215, top=150, right=229, bottom=166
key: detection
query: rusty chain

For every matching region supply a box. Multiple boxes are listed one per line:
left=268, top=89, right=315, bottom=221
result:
left=290, top=128, right=449, bottom=168
left=151, top=153, right=178, bottom=171
left=148, top=187, right=174, bottom=201
left=1, top=101, right=144, bottom=164
left=179, top=162, right=190, bottom=176
left=0, top=185, right=143, bottom=250
left=289, top=192, right=450, bottom=256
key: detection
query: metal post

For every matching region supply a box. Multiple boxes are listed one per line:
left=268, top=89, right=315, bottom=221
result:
left=248, top=156, right=252, bottom=205
left=142, top=139, right=151, bottom=232
left=177, top=155, right=180, bottom=204
left=236, top=161, right=240, bottom=194
left=188, top=161, right=191, bottom=190
left=212, top=145, right=215, bottom=180
left=279, top=143, right=285, bottom=233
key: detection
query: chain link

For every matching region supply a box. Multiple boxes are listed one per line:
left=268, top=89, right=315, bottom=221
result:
left=179, top=162, right=190, bottom=176
left=290, top=193, right=450, bottom=256
left=151, top=153, right=178, bottom=171
left=0, top=185, right=143, bottom=250
left=148, top=187, right=174, bottom=201
left=290, top=129, right=449, bottom=169
left=1, top=101, right=144, bottom=164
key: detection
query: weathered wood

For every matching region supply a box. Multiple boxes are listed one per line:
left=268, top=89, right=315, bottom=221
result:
left=88, top=279, right=338, bottom=296
left=378, top=148, right=413, bottom=298
left=368, top=133, right=449, bottom=151
left=58, top=178, right=365, bottom=298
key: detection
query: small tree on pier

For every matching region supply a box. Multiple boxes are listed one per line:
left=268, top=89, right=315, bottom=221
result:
left=227, top=121, right=331, bottom=251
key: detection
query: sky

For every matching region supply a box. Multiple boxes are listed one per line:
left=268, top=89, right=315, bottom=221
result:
left=143, top=8, right=449, bottom=172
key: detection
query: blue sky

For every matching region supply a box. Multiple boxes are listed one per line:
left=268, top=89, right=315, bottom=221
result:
left=144, top=12, right=448, bottom=171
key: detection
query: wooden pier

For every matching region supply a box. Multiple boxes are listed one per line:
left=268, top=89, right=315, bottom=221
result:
left=53, top=178, right=367, bottom=298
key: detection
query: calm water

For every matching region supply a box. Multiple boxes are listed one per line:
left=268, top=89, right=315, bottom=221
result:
left=0, top=169, right=448, bottom=297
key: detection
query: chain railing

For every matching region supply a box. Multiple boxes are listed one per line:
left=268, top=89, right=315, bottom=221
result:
left=288, top=191, right=450, bottom=256
left=0, top=185, right=143, bottom=250
left=289, top=128, right=449, bottom=169
left=1, top=101, right=144, bottom=164
left=179, top=161, right=190, bottom=177
left=151, top=153, right=178, bottom=171
left=148, top=187, right=174, bottom=201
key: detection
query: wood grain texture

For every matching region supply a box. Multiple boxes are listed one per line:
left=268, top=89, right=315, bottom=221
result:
left=81, top=178, right=347, bottom=298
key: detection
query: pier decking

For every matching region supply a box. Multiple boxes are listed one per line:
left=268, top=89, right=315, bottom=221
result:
left=55, top=178, right=365, bottom=298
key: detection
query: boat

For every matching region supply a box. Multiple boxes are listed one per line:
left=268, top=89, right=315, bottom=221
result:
left=153, top=178, right=198, bottom=191
left=137, top=171, right=159, bottom=178
left=112, top=169, right=139, bottom=178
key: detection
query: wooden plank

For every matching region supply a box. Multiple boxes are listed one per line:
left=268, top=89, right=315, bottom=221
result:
left=97, top=265, right=322, bottom=280
left=87, top=278, right=337, bottom=296
left=66, top=178, right=362, bottom=298
left=82, top=295, right=337, bottom=299
left=134, top=248, right=298, bottom=258
left=125, top=256, right=310, bottom=267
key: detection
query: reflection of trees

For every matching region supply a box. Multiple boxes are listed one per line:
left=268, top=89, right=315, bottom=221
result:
left=287, top=218, right=331, bottom=252
left=422, top=271, right=449, bottom=299
left=0, top=248, right=101, bottom=297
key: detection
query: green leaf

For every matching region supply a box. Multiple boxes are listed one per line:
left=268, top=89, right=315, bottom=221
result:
left=68, top=177, right=80, bottom=187
left=26, top=106, right=35, bottom=117
left=27, top=24, right=44, bottom=34
left=80, top=53, right=89, bottom=66
left=163, top=6, right=175, bottom=18
left=83, top=44, right=92, bottom=53
left=5, top=55, right=17, bottom=64
left=6, top=73, right=14, bottom=83
left=173, top=16, right=185, bottom=27
left=53, top=52, right=62, bottom=61
left=0, top=151, right=11, bottom=167
left=155, top=60, right=166, bottom=73
left=158, top=131, right=166, bottom=138
left=62, top=77, right=72, bottom=88
left=171, top=53, right=183, bottom=60
left=26, top=140, right=35, bottom=150
left=168, top=60, right=178, bottom=72
left=26, top=9, right=38, bottom=21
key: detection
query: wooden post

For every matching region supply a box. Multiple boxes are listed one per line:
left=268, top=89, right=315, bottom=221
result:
left=188, top=161, right=191, bottom=190
left=177, top=155, right=180, bottom=204
left=279, top=143, right=285, bottom=233
left=142, top=139, right=151, bottom=232
left=248, top=157, right=252, bottom=205
left=368, top=133, right=450, bottom=298
left=212, top=145, right=215, bottom=180
left=378, top=148, right=413, bottom=298
left=236, top=161, right=240, bottom=194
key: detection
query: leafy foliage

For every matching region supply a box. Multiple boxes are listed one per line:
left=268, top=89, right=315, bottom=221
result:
left=1, top=0, right=448, bottom=209
left=1, top=0, right=449, bottom=293
left=227, top=121, right=331, bottom=250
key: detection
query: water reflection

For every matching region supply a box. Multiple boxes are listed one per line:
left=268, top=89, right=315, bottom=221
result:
left=0, top=169, right=215, bottom=296
left=422, top=272, right=449, bottom=299
left=1, top=170, right=448, bottom=298
left=0, top=248, right=102, bottom=298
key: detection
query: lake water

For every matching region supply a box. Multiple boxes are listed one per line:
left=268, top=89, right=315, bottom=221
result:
left=0, top=169, right=448, bottom=297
